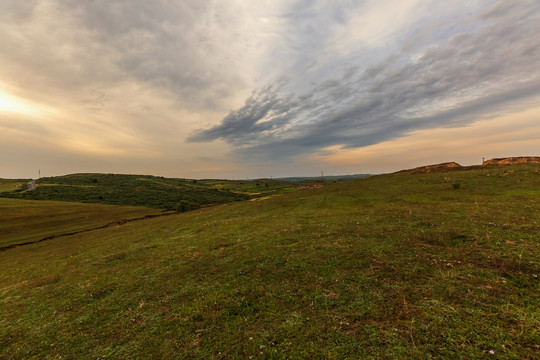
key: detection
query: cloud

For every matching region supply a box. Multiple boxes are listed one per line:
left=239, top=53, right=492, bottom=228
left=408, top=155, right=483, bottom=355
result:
left=0, top=0, right=539, bottom=178
left=191, top=0, right=540, bottom=161
left=309, top=102, right=540, bottom=174
left=0, top=0, right=262, bottom=111
left=0, top=0, right=294, bottom=178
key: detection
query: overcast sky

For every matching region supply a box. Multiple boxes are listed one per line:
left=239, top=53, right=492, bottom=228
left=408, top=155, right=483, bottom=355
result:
left=1, top=0, right=539, bottom=179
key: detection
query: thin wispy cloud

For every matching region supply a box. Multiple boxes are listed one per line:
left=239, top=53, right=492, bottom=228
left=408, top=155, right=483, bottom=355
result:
left=190, top=0, right=540, bottom=160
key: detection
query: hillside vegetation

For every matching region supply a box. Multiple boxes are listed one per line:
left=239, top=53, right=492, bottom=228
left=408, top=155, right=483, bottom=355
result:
left=0, top=179, right=29, bottom=192
left=0, top=164, right=539, bottom=359
left=0, top=173, right=250, bottom=210
left=0, top=173, right=328, bottom=211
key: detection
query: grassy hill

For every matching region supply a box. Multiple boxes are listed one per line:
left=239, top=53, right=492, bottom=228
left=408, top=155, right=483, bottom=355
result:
left=0, top=198, right=168, bottom=248
left=0, top=173, right=253, bottom=210
left=0, top=164, right=538, bottom=358
left=0, top=173, right=330, bottom=211
left=0, top=178, right=29, bottom=192
left=275, top=174, right=371, bottom=182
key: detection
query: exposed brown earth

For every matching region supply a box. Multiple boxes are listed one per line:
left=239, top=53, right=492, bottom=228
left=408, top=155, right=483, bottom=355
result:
left=482, top=156, right=540, bottom=166
left=400, top=156, right=539, bottom=174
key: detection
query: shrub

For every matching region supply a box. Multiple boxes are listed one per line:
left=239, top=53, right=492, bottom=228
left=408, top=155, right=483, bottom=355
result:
left=175, top=200, right=200, bottom=213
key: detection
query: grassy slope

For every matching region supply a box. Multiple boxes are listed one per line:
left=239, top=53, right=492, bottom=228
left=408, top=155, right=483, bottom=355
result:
left=0, top=174, right=326, bottom=210
left=0, top=173, right=251, bottom=210
left=199, top=178, right=305, bottom=195
left=0, top=179, right=29, bottom=192
left=0, top=198, right=167, bottom=248
left=0, top=164, right=539, bottom=359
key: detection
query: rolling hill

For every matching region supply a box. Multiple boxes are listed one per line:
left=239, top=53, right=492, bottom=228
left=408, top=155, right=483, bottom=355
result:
left=0, top=198, right=168, bottom=249
left=0, top=173, right=250, bottom=210
left=0, top=173, right=335, bottom=211
left=0, top=163, right=538, bottom=358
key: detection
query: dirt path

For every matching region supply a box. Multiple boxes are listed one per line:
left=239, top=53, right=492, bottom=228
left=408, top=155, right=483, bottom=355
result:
left=26, top=180, right=37, bottom=191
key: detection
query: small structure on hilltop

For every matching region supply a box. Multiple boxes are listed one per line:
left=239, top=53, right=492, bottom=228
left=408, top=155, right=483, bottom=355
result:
left=482, top=156, right=540, bottom=166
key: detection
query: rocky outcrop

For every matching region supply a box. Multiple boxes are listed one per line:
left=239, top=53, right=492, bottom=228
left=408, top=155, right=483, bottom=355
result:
left=482, top=157, right=540, bottom=166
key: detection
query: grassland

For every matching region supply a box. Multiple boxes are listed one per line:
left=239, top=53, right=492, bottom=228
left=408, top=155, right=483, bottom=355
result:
left=0, top=173, right=325, bottom=211
left=0, top=179, right=29, bottom=192
left=0, top=164, right=538, bottom=359
left=0, top=173, right=251, bottom=210
left=0, top=198, right=168, bottom=248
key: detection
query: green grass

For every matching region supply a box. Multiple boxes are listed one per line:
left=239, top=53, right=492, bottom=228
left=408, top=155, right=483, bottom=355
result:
left=0, top=173, right=251, bottom=210
left=0, top=179, right=29, bottom=192
left=0, top=164, right=538, bottom=359
left=199, top=178, right=326, bottom=196
left=0, top=198, right=168, bottom=248
left=0, top=174, right=328, bottom=211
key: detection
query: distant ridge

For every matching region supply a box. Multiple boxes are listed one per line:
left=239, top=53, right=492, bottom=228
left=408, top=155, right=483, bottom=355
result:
left=275, top=174, right=371, bottom=182
left=482, top=156, right=540, bottom=166
left=399, top=162, right=462, bottom=174
left=399, top=156, right=540, bottom=174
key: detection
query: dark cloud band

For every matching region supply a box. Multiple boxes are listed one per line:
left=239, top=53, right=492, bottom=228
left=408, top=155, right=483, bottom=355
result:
left=190, top=0, right=540, bottom=160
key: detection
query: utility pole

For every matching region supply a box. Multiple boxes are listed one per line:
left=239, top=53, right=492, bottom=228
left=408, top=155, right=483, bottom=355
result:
left=38, top=169, right=40, bottom=179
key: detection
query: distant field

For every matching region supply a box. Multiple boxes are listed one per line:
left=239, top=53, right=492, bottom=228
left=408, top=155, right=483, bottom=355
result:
left=0, top=198, right=167, bottom=248
left=0, top=179, right=28, bottom=192
left=0, top=164, right=538, bottom=358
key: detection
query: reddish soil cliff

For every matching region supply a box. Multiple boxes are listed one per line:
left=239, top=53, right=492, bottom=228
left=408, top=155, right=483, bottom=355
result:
left=482, top=157, right=540, bottom=166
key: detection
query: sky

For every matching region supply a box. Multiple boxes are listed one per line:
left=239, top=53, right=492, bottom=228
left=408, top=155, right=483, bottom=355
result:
left=1, top=0, right=539, bottom=179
